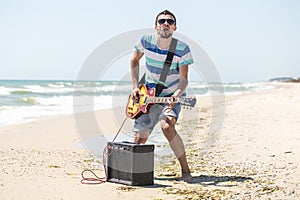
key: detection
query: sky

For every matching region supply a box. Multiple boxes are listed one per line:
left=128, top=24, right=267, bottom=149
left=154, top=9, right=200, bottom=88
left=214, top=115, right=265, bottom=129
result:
left=0, top=0, right=299, bottom=82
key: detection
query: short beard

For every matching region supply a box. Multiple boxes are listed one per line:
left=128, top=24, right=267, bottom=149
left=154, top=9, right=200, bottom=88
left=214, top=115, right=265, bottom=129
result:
left=160, top=33, right=172, bottom=38
left=157, top=28, right=173, bottom=39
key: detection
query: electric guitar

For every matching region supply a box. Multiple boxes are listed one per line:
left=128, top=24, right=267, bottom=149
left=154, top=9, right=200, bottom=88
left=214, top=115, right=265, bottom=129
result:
left=126, top=84, right=197, bottom=119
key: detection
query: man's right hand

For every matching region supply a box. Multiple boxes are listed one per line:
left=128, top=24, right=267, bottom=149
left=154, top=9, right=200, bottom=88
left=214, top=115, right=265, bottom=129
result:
left=130, top=87, right=141, bottom=101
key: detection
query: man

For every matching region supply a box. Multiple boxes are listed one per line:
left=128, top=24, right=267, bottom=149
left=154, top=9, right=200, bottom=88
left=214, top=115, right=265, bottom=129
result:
left=130, top=10, right=193, bottom=182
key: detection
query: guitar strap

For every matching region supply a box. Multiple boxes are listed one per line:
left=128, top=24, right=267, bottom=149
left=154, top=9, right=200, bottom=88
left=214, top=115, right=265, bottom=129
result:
left=155, top=37, right=178, bottom=96
left=138, top=73, right=145, bottom=86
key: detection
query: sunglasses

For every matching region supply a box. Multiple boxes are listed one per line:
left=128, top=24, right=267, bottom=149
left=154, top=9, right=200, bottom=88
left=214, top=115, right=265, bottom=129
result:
left=157, top=18, right=175, bottom=25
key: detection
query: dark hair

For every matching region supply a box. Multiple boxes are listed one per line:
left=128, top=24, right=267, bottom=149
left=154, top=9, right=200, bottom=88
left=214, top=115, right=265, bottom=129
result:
left=155, top=10, right=176, bottom=25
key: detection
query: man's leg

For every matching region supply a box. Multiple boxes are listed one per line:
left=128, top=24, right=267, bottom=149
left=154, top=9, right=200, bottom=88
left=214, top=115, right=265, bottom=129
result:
left=160, top=116, right=192, bottom=182
left=132, top=105, right=161, bottom=144
left=133, top=131, right=150, bottom=144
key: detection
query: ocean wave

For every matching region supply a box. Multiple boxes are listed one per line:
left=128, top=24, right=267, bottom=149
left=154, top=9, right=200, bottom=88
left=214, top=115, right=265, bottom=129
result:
left=48, top=83, right=65, bottom=88
left=0, top=86, right=11, bottom=96
left=36, top=96, right=73, bottom=106
left=11, top=90, right=33, bottom=95
left=0, top=106, right=10, bottom=112
left=22, top=85, right=43, bottom=90
left=17, top=86, right=74, bottom=95
left=16, top=97, right=40, bottom=105
left=189, top=82, right=207, bottom=89
left=47, top=81, right=77, bottom=88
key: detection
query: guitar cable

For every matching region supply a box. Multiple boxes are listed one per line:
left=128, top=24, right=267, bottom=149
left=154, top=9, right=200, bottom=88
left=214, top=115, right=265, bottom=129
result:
left=81, top=117, right=128, bottom=185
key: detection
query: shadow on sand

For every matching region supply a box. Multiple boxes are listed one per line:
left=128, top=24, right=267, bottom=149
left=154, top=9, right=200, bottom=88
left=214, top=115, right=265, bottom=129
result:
left=155, top=174, right=253, bottom=186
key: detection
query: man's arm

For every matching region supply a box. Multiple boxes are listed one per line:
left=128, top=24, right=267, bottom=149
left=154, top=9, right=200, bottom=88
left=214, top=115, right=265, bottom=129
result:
left=164, top=64, right=189, bottom=112
left=173, top=64, right=189, bottom=98
left=130, top=50, right=144, bottom=98
left=130, top=50, right=144, bottom=88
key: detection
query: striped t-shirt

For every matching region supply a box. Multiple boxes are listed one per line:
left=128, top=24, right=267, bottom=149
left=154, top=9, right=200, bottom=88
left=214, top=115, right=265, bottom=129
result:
left=135, top=34, right=194, bottom=97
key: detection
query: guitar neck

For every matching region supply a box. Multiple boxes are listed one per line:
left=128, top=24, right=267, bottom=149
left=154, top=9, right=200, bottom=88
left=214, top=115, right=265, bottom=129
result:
left=146, top=97, right=177, bottom=104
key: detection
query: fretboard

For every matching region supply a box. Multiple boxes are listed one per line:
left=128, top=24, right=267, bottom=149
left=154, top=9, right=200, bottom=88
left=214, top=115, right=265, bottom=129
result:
left=146, top=97, right=178, bottom=104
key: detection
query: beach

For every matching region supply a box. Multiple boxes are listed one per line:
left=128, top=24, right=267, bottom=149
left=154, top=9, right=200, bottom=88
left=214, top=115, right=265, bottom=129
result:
left=0, top=82, right=299, bottom=199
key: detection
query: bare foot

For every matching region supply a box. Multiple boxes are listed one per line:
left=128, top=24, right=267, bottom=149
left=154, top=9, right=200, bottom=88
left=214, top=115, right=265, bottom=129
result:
left=177, top=173, right=192, bottom=183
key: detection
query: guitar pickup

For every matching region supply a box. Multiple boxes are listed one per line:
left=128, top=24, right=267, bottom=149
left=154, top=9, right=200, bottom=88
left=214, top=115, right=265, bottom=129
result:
left=143, top=96, right=148, bottom=105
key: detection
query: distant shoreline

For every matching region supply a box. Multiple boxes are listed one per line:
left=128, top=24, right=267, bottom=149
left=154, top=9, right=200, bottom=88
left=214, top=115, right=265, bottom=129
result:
left=269, top=76, right=300, bottom=83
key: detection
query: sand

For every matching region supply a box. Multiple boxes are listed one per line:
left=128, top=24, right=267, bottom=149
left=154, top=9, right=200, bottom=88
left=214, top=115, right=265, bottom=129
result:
left=0, top=82, right=299, bottom=199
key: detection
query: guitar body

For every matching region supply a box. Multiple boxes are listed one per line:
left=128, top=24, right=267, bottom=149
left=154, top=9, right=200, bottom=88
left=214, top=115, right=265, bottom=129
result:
left=126, top=84, right=196, bottom=119
left=126, top=85, right=155, bottom=119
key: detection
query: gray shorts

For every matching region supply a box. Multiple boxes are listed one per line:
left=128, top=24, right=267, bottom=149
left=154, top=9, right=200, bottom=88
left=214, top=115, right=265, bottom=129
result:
left=133, top=103, right=181, bottom=133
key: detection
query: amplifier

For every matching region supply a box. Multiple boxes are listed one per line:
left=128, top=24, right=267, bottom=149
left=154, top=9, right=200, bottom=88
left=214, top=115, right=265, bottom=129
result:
left=106, top=141, right=155, bottom=186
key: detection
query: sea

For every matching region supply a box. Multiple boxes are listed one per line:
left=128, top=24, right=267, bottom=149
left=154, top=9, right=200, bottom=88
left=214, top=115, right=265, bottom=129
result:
left=0, top=79, right=274, bottom=127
